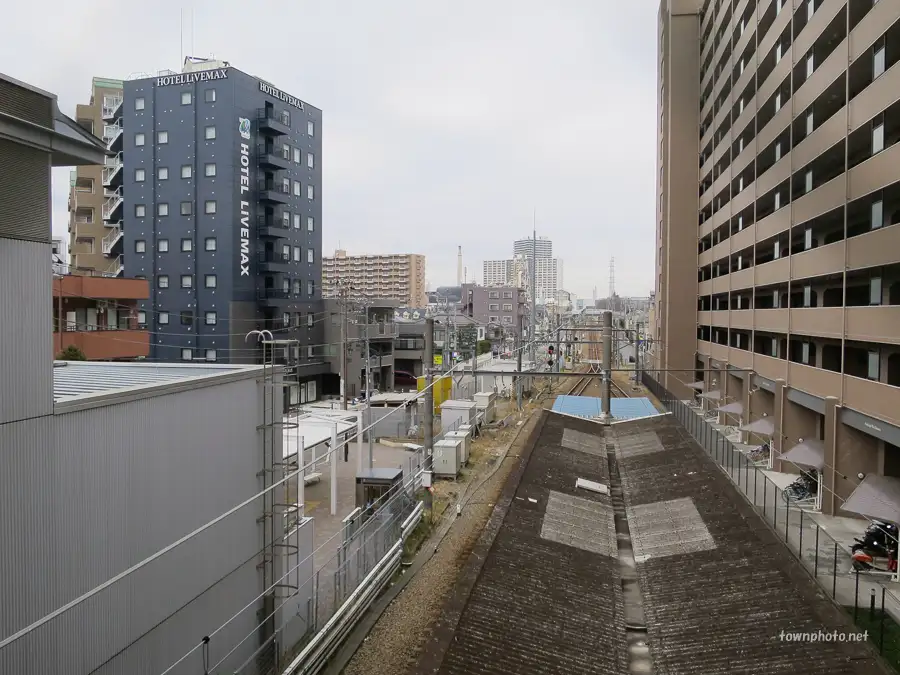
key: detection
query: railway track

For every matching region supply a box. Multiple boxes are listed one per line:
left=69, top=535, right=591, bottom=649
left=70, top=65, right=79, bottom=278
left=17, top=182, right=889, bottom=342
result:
left=566, top=368, right=630, bottom=398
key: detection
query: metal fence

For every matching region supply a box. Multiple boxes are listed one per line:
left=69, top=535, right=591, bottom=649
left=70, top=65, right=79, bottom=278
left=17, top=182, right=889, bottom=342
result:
left=643, top=374, right=900, bottom=669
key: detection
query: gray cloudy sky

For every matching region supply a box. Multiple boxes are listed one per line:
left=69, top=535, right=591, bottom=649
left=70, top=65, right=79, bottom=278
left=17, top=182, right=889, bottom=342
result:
left=4, top=0, right=659, bottom=299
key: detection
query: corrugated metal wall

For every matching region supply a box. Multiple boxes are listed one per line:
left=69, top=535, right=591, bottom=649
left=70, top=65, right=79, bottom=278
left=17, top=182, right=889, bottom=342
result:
left=0, top=377, right=272, bottom=675
left=0, top=139, right=51, bottom=242
left=0, top=238, right=53, bottom=423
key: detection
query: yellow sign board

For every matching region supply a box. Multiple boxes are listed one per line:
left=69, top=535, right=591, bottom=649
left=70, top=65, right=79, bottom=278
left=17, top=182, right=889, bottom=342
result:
left=433, top=354, right=443, bottom=366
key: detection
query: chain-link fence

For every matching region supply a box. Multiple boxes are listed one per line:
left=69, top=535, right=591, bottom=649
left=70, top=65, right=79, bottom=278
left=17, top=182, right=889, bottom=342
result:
left=644, top=374, right=900, bottom=669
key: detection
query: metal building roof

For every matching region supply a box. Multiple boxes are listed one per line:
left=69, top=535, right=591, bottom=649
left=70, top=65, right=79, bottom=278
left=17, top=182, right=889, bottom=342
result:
left=52, top=361, right=257, bottom=403
left=551, top=395, right=660, bottom=420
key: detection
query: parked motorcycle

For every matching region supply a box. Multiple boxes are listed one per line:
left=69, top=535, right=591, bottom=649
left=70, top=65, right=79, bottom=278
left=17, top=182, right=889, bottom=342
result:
left=749, top=442, right=770, bottom=463
left=781, top=472, right=818, bottom=503
left=852, top=522, right=899, bottom=573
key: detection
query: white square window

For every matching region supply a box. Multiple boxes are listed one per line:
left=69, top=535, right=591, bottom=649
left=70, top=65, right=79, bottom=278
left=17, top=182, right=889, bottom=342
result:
left=293, top=213, right=301, bottom=229
left=135, top=240, right=146, bottom=253
left=307, top=314, right=314, bottom=328
left=158, top=167, right=169, bottom=180
left=872, top=199, right=884, bottom=229
left=868, top=351, right=880, bottom=380
left=158, top=131, right=168, bottom=144
left=282, top=211, right=291, bottom=228
left=135, top=97, right=145, bottom=111
left=307, top=153, right=314, bottom=169
left=205, top=126, right=216, bottom=140
left=158, top=238, right=169, bottom=252
left=205, top=349, right=217, bottom=362
left=804, top=170, right=813, bottom=193
left=307, top=120, right=315, bottom=136
left=307, top=248, right=314, bottom=263
left=159, top=312, right=169, bottom=325
left=293, top=246, right=301, bottom=262
left=205, top=311, right=217, bottom=325
left=181, top=348, right=192, bottom=361
left=134, top=168, right=145, bottom=182
left=136, top=311, right=147, bottom=326
left=205, top=89, right=216, bottom=103
left=874, top=45, right=886, bottom=78
left=181, top=275, right=192, bottom=288
left=205, top=275, right=217, bottom=288
left=293, top=147, right=301, bottom=164
left=158, top=203, right=169, bottom=216
left=282, top=177, right=291, bottom=193
left=205, top=200, right=217, bottom=214
left=293, top=180, right=302, bottom=196
left=181, top=91, right=192, bottom=105
left=181, top=238, right=192, bottom=252
left=205, top=237, right=216, bottom=251
left=307, top=216, right=315, bottom=232
left=873, top=123, right=885, bottom=154
left=282, top=244, right=290, bottom=260
left=181, top=165, right=192, bottom=179
left=205, top=163, right=216, bottom=177
left=159, top=275, right=170, bottom=288
left=307, top=184, right=315, bottom=200
left=135, top=133, right=145, bottom=146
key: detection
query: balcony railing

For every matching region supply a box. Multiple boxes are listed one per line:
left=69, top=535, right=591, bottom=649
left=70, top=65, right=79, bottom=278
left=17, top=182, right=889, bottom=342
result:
left=104, top=123, right=123, bottom=151
left=104, top=255, right=124, bottom=278
left=101, top=226, right=123, bottom=255
left=101, top=97, right=123, bottom=121
left=256, top=108, right=291, bottom=134
left=258, top=251, right=290, bottom=264
left=101, top=153, right=123, bottom=187
left=101, top=189, right=123, bottom=221
left=258, top=179, right=290, bottom=195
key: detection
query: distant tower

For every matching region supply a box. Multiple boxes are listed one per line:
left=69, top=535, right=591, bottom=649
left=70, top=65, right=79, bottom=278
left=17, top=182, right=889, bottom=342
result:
left=457, top=246, right=463, bottom=285
left=609, top=258, right=616, bottom=310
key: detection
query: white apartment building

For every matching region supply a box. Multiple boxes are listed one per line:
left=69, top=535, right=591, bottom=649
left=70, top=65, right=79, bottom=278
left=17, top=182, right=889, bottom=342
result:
left=322, top=249, right=427, bottom=307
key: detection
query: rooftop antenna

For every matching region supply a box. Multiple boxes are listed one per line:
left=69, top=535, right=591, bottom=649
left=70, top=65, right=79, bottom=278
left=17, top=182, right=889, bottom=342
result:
left=609, top=258, right=616, bottom=310
left=191, top=8, right=194, bottom=60
left=457, top=246, right=463, bottom=286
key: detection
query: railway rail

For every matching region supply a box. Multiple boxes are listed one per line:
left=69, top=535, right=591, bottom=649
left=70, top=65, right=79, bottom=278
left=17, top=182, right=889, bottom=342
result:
left=567, top=366, right=630, bottom=398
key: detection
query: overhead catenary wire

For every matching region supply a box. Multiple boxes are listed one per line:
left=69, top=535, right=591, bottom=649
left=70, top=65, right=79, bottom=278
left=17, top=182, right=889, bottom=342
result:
left=0, top=332, right=541, bottom=655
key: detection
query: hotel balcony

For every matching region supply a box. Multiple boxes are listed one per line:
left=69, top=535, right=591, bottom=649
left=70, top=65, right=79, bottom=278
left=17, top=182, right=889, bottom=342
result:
left=256, top=108, right=291, bottom=136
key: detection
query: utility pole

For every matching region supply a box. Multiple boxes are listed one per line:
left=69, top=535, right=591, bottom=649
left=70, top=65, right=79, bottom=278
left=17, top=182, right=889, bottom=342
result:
left=363, top=298, right=373, bottom=468
left=340, top=285, right=349, bottom=410
left=555, top=312, right=561, bottom=374
left=600, top=310, right=612, bottom=421
left=530, top=222, right=537, bottom=364
left=516, top=312, right=523, bottom=411
left=424, top=315, right=435, bottom=453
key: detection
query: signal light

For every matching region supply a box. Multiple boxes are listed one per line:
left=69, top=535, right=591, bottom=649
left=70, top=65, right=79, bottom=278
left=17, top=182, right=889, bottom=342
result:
left=548, top=345, right=554, bottom=354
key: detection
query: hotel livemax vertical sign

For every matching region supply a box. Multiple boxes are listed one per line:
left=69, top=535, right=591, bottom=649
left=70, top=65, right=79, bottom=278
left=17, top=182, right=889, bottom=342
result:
left=237, top=118, right=252, bottom=277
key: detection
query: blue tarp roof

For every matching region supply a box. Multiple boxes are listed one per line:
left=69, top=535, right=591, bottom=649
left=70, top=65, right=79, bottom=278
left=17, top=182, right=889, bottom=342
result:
left=552, top=395, right=659, bottom=420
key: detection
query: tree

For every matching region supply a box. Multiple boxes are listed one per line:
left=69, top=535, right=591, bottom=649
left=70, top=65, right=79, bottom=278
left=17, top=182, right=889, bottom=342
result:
left=56, top=345, right=87, bottom=361
left=476, top=339, right=492, bottom=356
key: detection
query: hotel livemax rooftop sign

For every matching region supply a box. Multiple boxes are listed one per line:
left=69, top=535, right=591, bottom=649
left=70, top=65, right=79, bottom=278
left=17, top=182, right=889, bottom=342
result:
left=156, top=69, right=229, bottom=86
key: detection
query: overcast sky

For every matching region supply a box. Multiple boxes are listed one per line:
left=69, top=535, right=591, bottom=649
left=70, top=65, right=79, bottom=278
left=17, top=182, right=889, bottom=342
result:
left=4, top=0, right=659, bottom=299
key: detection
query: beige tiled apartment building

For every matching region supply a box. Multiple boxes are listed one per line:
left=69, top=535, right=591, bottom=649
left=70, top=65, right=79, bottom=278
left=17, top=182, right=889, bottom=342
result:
left=67, top=77, right=124, bottom=275
left=654, top=0, right=900, bottom=514
left=322, top=249, right=427, bottom=307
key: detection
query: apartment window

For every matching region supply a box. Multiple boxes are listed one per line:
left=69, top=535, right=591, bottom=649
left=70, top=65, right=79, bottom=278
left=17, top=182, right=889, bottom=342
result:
left=307, top=280, right=315, bottom=296
left=307, top=153, right=315, bottom=169
left=205, top=88, right=216, bottom=103
left=489, top=303, right=500, bottom=311
left=135, top=97, right=145, bottom=111
left=774, top=192, right=781, bottom=210
left=293, top=180, right=302, bottom=196
left=873, top=122, right=885, bottom=154
left=502, top=316, right=513, bottom=324
left=737, top=215, right=744, bottom=231
left=776, top=0, right=784, bottom=14
left=874, top=43, right=886, bottom=79
left=181, top=349, right=192, bottom=361
left=205, top=311, right=217, bottom=325
left=738, top=136, right=744, bottom=153
left=205, top=126, right=216, bottom=140
left=293, top=147, right=301, bottom=164
left=775, top=42, right=783, bottom=63
left=803, top=285, right=812, bottom=307
left=307, top=120, right=315, bottom=136
left=806, top=111, right=814, bottom=135
left=205, top=200, right=217, bottom=214
left=181, top=91, right=192, bottom=105
left=158, top=167, right=169, bottom=180
left=181, top=275, right=192, bottom=288
left=872, top=199, right=884, bottom=229
left=307, top=184, right=315, bottom=200
left=158, top=203, right=169, bottom=216
left=738, top=176, right=744, bottom=192
left=205, top=237, right=216, bottom=251
left=135, top=240, right=146, bottom=253
left=801, top=342, right=810, bottom=365
left=773, top=290, right=780, bottom=308
left=774, top=92, right=781, bottom=112
left=206, top=350, right=217, bottom=362
left=489, top=291, right=500, bottom=299
left=503, top=291, right=513, bottom=299
left=736, top=255, right=743, bottom=270
left=489, top=315, right=499, bottom=323
left=283, top=278, right=290, bottom=293
left=738, top=98, right=744, bottom=115
left=805, top=53, right=814, bottom=79
left=307, top=248, right=314, bottom=263
left=205, top=274, right=217, bottom=288
left=158, top=131, right=168, bottom=144
left=774, top=141, right=782, bottom=161
left=868, top=351, right=880, bottom=380
left=282, top=211, right=291, bottom=228
left=283, top=177, right=291, bottom=193
left=181, top=311, right=194, bottom=326
left=204, top=162, right=216, bottom=177
left=281, top=244, right=290, bottom=260
left=503, top=304, right=513, bottom=311
left=159, top=312, right=169, bottom=325
left=806, top=0, right=815, bottom=21
left=158, top=275, right=170, bottom=288
left=135, top=132, right=145, bottom=146
left=158, top=238, right=169, bottom=252
left=804, top=228, right=813, bottom=250
left=179, top=164, right=191, bottom=179
left=293, top=280, right=302, bottom=295
left=307, top=346, right=314, bottom=358
left=871, top=277, right=883, bottom=305
left=774, top=240, right=781, bottom=259
left=134, top=168, right=145, bottom=182
left=307, top=313, right=314, bottom=328
left=293, top=213, right=301, bottom=229
left=293, top=246, right=301, bottom=262
left=181, top=238, right=192, bottom=252
left=180, top=201, right=193, bottom=216
left=307, top=216, right=315, bottom=232
left=771, top=337, right=779, bottom=356
left=804, top=170, right=813, bottom=194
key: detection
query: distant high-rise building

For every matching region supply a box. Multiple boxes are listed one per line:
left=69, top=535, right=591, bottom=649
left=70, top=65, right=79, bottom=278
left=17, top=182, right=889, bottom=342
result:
left=322, top=249, right=427, bottom=307
left=514, top=236, right=553, bottom=260
left=483, top=259, right=511, bottom=286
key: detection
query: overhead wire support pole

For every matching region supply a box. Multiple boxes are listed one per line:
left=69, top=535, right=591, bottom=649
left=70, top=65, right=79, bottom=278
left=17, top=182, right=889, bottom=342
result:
left=340, top=284, right=349, bottom=410
left=363, top=297, right=373, bottom=469
left=424, top=315, right=435, bottom=456
left=516, top=311, right=523, bottom=411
